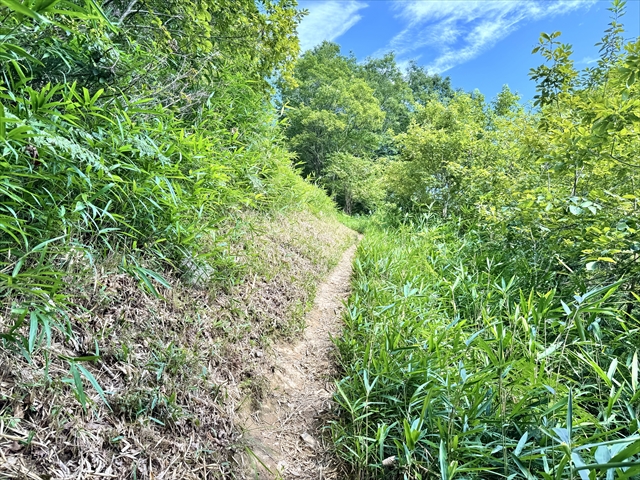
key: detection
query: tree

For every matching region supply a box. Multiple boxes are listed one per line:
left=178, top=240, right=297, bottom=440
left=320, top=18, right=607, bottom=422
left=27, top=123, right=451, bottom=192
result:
left=406, top=61, right=455, bottom=105
left=388, top=93, right=500, bottom=218
left=492, top=85, right=522, bottom=117
left=280, top=42, right=384, bottom=177
left=520, top=0, right=640, bottom=289
left=359, top=53, right=413, bottom=134
left=324, top=153, right=385, bottom=214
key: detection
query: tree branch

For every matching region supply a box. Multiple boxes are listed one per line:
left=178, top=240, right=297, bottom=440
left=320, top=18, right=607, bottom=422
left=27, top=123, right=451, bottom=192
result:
left=118, top=0, right=139, bottom=24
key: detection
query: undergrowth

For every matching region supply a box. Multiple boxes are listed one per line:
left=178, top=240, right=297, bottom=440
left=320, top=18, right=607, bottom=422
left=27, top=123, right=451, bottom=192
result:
left=333, top=219, right=640, bottom=479
left=0, top=1, right=355, bottom=478
left=0, top=0, right=314, bottom=378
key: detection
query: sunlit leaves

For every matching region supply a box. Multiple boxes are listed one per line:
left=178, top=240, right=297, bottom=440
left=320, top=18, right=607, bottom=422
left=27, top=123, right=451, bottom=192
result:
left=334, top=224, right=640, bottom=479
left=281, top=43, right=385, bottom=179
left=0, top=0, right=308, bottom=414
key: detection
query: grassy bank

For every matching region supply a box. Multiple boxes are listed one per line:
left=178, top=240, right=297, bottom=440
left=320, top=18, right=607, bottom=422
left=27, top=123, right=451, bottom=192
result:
left=0, top=205, right=356, bottom=479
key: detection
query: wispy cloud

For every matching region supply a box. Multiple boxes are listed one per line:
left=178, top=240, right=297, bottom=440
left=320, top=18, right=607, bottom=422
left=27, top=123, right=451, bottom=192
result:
left=297, top=1, right=368, bottom=52
left=384, top=0, right=596, bottom=73
left=578, top=56, right=599, bottom=65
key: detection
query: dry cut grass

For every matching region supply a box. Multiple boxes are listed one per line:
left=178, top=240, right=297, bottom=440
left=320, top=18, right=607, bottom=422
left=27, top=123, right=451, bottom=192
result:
left=0, top=210, right=356, bottom=480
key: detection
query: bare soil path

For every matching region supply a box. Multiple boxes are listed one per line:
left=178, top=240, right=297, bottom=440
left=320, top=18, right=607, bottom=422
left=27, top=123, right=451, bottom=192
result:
left=238, top=243, right=358, bottom=479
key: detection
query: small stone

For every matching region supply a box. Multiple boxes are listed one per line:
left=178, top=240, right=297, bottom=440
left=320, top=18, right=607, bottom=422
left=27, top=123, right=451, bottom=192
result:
left=300, top=432, right=318, bottom=449
left=382, top=456, right=396, bottom=466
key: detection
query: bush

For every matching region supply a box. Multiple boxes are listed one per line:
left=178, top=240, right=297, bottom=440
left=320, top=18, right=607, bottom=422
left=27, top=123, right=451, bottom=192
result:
left=0, top=0, right=326, bottom=378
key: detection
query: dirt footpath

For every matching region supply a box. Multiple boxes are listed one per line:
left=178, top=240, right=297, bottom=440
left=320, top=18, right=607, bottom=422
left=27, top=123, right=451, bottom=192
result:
left=238, top=243, right=358, bottom=479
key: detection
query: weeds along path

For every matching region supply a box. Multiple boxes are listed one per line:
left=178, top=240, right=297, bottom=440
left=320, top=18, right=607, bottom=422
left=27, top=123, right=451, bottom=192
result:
left=238, top=242, right=358, bottom=479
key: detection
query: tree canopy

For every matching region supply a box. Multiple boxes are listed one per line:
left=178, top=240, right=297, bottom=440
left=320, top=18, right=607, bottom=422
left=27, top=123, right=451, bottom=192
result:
left=278, top=41, right=454, bottom=213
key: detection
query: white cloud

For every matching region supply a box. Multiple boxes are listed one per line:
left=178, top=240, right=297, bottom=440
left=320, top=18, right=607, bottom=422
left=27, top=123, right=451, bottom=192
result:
left=579, top=56, right=598, bottom=65
left=297, top=1, right=368, bottom=52
left=396, top=57, right=421, bottom=73
left=384, top=0, right=596, bottom=73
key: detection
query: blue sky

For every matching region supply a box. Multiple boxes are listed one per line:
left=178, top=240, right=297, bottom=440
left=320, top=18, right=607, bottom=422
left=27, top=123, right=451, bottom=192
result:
left=296, top=0, right=640, bottom=102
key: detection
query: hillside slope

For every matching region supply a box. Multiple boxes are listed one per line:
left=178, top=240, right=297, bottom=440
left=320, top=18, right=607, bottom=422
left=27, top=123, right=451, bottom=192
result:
left=0, top=210, right=356, bottom=479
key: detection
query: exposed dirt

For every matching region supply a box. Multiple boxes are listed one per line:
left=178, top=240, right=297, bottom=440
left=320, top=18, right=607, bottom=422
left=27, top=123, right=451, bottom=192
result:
left=0, top=212, right=356, bottom=480
left=238, top=243, right=358, bottom=479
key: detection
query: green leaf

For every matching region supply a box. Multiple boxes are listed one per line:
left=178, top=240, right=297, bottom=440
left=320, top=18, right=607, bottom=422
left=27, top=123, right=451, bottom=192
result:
left=594, top=445, right=611, bottom=464
left=28, top=312, right=38, bottom=354
left=3, top=43, right=42, bottom=65
left=30, top=235, right=65, bottom=253
left=69, top=363, right=87, bottom=411
left=574, top=352, right=611, bottom=388
left=128, top=266, right=171, bottom=298
left=632, top=351, right=638, bottom=393
left=439, top=440, right=449, bottom=480
left=512, top=453, right=537, bottom=480
left=610, top=439, right=640, bottom=463
left=0, top=103, right=5, bottom=139
left=606, top=358, right=618, bottom=382
left=1, top=0, right=48, bottom=20
left=569, top=205, right=582, bottom=215
left=515, top=431, right=529, bottom=456
left=34, top=0, right=62, bottom=11
left=571, top=452, right=590, bottom=480
left=11, top=258, right=24, bottom=278
left=567, top=389, right=573, bottom=441
left=76, top=364, right=111, bottom=411
left=85, top=0, right=118, bottom=32
left=38, top=312, right=52, bottom=349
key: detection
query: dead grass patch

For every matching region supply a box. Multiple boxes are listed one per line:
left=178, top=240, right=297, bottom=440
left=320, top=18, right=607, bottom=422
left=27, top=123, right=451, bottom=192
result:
left=0, top=210, right=356, bottom=479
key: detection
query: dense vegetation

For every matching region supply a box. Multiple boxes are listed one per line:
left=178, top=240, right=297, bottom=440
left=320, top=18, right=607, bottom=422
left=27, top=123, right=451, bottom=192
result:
left=2, top=0, right=640, bottom=478
left=278, top=44, right=454, bottom=214
left=0, top=1, right=349, bottom=476
left=277, top=1, right=640, bottom=478
left=0, top=0, right=322, bottom=357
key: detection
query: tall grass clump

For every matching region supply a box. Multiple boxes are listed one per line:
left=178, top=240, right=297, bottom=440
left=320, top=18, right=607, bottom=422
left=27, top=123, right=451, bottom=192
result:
left=332, top=219, right=640, bottom=479
left=0, top=1, right=318, bottom=382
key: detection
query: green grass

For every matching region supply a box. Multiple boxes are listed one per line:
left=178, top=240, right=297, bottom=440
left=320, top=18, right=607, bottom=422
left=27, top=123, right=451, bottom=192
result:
left=337, top=213, right=372, bottom=235
left=332, top=222, right=640, bottom=480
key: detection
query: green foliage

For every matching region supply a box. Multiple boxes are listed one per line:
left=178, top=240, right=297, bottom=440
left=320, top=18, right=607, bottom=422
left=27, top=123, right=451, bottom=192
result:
left=325, top=153, right=385, bottom=215
left=279, top=42, right=453, bottom=212
left=406, top=60, right=456, bottom=106
left=336, top=212, right=372, bottom=235
left=388, top=93, right=499, bottom=218
left=0, top=0, right=335, bottom=412
left=281, top=42, right=385, bottom=178
left=379, top=3, right=640, bottom=296
left=330, top=3, right=640, bottom=478
left=334, top=224, right=640, bottom=479
left=529, top=31, right=578, bottom=108
left=511, top=1, right=640, bottom=294
left=360, top=53, right=414, bottom=135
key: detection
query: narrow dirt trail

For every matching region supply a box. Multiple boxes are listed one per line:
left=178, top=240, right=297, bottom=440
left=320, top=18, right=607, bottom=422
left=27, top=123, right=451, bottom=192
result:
left=239, top=243, right=358, bottom=479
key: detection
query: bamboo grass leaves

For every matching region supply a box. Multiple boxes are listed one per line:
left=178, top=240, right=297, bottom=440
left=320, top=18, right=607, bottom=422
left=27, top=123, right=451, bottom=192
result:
left=333, top=225, right=640, bottom=479
left=0, top=0, right=305, bottom=412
